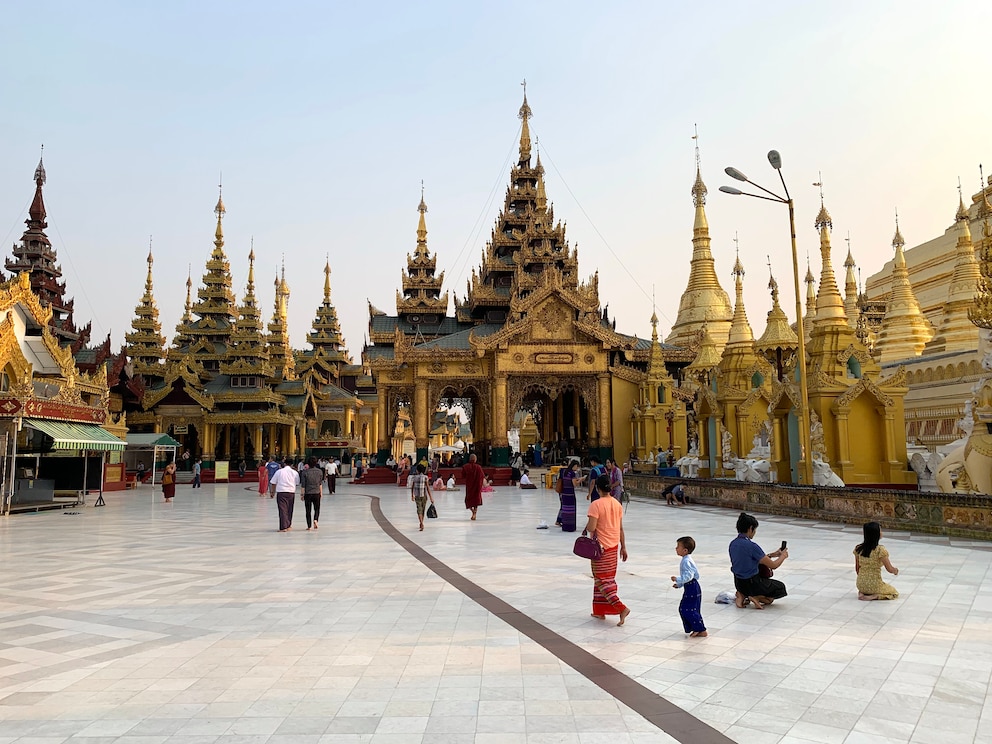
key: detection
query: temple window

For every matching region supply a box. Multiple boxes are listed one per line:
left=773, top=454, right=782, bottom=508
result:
left=0, top=368, right=10, bottom=392
left=657, top=387, right=665, bottom=404
left=846, top=357, right=862, bottom=379
left=751, top=372, right=764, bottom=388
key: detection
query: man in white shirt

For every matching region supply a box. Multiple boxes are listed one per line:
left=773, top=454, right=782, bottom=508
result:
left=519, top=469, right=537, bottom=489
left=271, top=460, right=301, bottom=532
left=324, top=458, right=339, bottom=494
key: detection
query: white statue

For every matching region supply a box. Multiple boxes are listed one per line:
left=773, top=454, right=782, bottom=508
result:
left=812, top=457, right=845, bottom=487
left=721, top=429, right=734, bottom=467
left=677, top=454, right=700, bottom=478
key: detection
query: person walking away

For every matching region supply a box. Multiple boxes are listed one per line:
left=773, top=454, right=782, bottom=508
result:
left=191, top=458, right=202, bottom=488
left=265, top=455, right=281, bottom=498
left=558, top=461, right=584, bottom=532
left=301, top=456, right=325, bottom=531
left=410, top=463, right=434, bottom=531
left=462, top=453, right=485, bottom=520
left=271, top=459, right=300, bottom=532
left=671, top=536, right=707, bottom=637
left=257, top=460, right=268, bottom=497
left=854, top=521, right=899, bottom=600
left=162, top=460, right=177, bottom=501
left=584, top=473, right=630, bottom=625
left=324, top=457, right=338, bottom=494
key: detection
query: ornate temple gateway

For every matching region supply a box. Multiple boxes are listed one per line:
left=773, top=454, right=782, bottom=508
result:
left=363, top=94, right=694, bottom=467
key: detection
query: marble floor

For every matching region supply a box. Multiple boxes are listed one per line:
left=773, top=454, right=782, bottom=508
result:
left=1, top=478, right=991, bottom=744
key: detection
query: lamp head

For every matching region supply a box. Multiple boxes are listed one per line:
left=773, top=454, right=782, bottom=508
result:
left=719, top=185, right=743, bottom=195
left=725, top=166, right=748, bottom=182
left=767, top=150, right=782, bottom=170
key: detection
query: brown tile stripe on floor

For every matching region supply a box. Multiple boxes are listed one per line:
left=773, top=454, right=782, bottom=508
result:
left=367, top=495, right=734, bottom=744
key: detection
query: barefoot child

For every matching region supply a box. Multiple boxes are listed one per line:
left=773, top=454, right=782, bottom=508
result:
left=854, top=521, right=899, bottom=600
left=671, top=536, right=707, bottom=637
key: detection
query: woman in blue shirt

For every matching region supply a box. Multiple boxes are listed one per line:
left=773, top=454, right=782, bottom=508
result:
left=729, top=512, right=789, bottom=609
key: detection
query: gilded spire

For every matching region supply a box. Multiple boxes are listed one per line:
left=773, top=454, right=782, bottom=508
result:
left=666, top=128, right=733, bottom=350
left=518, top=80, right=532, bottom=165
left=877, top=210, right=934, bottom=363
left=125, top=236, right=166, bottom=377
left=29, top=147, right=47, bottom=224
left=801, top=258, right=816, bottom=345
left=302, top=256, right=351, bottom=377
left=214, top=183, right=225, bottom=248
left=755, top=266, right=799, bottom=359
left=726, top=235, right=754, bottom=346
left=398, top=185, right=448, bottom=317
left=843, top=234, right=859, bottom=328
left=811, top=183, right=847, bottom=327
left=267, top=261, right=295, bottom=380
left=323, top=259, right=332, bottom=302
left=930, top=181, right=983, bottom=351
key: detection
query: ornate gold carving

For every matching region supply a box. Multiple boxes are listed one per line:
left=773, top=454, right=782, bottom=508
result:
left=428, top=361, right=446, bottom=374
left=461, top=363, right=479, bottom=374
left=836, top=344, right=872, bottom=366
left=584, top=353, right=595, bottom=365
left=537, top=303, right=567, bottom=333
left=832, top=376, right=895, bottom=411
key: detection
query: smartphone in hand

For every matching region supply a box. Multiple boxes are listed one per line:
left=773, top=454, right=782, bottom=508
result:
left=780, top=540, right=788, bottom=551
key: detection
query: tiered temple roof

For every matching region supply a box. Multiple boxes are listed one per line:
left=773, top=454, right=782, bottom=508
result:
left=124, top=247, right=166, bottom=380
left=170, top=191, right=236, bottom=372
left=396, top=191, right=448, bottom=320
left=220, top=248, right=273, bottom=381
left=5, top=155, right=91, bottom=350
left=755, top=270, right=799, bottom=378
left=454, top=92, right=589, bottom=325
left=297, top=261, right=352, bottom=383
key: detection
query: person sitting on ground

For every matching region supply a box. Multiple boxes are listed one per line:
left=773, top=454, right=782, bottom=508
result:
left=446, top=475, right=459, bottom=491
left=482, top=475, right=495, bottom=493
left=729, top=512, right=789, bottom=610
left=519, top=469, right=537, bottom=489
left=433, top=476, right=446, bottom=491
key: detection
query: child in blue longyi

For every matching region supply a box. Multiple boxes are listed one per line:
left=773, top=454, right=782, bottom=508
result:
left=671, top=536, right=707, bottom=638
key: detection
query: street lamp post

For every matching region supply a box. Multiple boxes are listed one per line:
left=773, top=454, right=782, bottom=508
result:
left=720, top=151, right=814, bottom=486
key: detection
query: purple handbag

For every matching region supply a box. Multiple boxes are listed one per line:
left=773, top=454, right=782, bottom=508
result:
left=573, top=533, right=603, bottom=560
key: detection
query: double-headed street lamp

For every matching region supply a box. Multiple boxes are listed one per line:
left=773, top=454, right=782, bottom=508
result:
left=720, top=151, right=814, bottom=486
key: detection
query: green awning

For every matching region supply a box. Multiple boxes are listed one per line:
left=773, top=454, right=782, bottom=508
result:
left=126, top=433, right=182, bottom=448
left=25, top=419, right=127, bottom=452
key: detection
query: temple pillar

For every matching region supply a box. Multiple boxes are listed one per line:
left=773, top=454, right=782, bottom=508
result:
left=491, top=375, right=510, bottom=465
left=376, top=386, right=390, bottom=465
left=414, top=381, right=429, bottom=463
left=253, top=424, right=263, bottom=462
left=227, top=425, right=235, bottom=460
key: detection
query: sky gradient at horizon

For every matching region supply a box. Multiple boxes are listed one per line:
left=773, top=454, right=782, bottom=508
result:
left=2, top=1, right=989, bottom=357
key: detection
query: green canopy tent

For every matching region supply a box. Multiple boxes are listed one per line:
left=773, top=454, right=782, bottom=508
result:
left=125, top=433, right=181, bottom=486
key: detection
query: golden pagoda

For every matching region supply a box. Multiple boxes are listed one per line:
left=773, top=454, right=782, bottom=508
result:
left=666, top=140, right=733, bottom=350
left=803, top=197, right=915, bottom=485
left=124, top=246, right=166, bottom=383
left=266, top=263, right=296, bottom=381
left=927, top=186, right=982, bottom=353
left=876, top=214, right=934, bottom=364
left=754, top=269, right=799, bottom=381
left=629, top=311, right=688, bottom=461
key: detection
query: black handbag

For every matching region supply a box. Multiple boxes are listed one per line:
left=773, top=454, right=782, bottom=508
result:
left=573, top=533, right=602, bottom=560
left=426, top=503, right=438, bottom=519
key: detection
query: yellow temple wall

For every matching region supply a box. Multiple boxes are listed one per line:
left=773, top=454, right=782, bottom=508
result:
left=610, top=377, right=638, bottom=464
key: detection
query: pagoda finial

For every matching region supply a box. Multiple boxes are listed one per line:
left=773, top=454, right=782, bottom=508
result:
left=813, top=173, right=831, bottom=229
left=416, top=183, right=429, bottom=252
left=144, top=238, right=155, bottom=293
left=957, top=177, right=969, bottom=221
left=147, top=235, right=153, bottom=264
left=27, top=145, right=48, bottom=225
left=35, top=144, right=46, bottom=186
left=214, top=180, right=225, bottom=246
left=893, top=208, right=905, bottom=250
left=691, top=124, right=707, bottom=207
left=732, top=232, right=744, bottom=276
left=183, top=266, right=193, bottom=318
left=324, top=259, right=332, bottom=301
left=767, top=256, right=778, bottom=301
left=518, top=79, right=533, bottom=164
left=247, top=238, right=256, bottom=287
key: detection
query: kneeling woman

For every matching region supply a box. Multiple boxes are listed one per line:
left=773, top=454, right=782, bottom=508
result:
left=729, top=512, right=789, bottom=609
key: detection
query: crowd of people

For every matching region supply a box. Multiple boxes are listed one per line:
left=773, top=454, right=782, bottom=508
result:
left=161, top=451, right=902, bottom=631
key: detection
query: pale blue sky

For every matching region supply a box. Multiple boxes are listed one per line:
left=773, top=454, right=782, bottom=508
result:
left=2, top=1, right=988, bottom=356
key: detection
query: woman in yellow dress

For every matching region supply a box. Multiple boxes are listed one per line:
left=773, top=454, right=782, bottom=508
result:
left=854, top=521, right=899, bottom=600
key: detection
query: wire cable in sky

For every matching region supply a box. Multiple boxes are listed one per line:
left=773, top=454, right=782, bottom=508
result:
left=534, top=138, right=672, bottom=326
left=448, top=126, right=523, bottom=295
left=50, top=218, right=104, bottom=342
left=0, top=198, right=32, bottom=255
